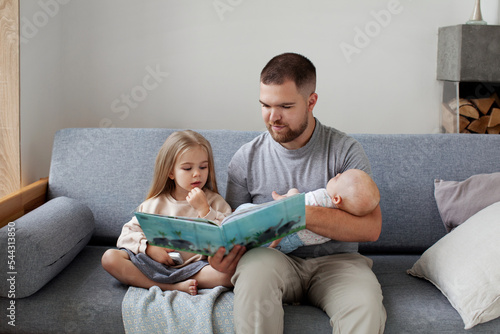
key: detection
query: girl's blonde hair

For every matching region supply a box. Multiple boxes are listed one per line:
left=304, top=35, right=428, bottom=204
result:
left=146, top=130, right=218, bottom=200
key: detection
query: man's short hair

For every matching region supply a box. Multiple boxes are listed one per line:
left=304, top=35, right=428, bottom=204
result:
left=260, top=53, right=316, bottom=95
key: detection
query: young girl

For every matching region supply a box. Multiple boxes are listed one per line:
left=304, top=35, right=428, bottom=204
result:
left=101, top=130, right=233, bottom=296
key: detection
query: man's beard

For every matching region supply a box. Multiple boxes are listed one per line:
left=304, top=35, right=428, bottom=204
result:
left=267, top=114, right=309, bottom=144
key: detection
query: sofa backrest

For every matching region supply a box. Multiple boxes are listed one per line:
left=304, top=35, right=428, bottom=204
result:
left=354, top=133, right=500, bottom=254
left=48, top=128, right=261, bottom=246
left=48, top=129, right=500, bottom=253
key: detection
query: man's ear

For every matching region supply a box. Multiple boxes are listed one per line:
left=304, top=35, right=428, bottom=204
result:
left=332, top=194, right=342, bottom=205
left=307, top=92, right=318, bottom=112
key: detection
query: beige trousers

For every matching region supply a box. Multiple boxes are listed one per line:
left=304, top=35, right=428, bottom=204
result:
left=232, top=247, right=386, bottom=334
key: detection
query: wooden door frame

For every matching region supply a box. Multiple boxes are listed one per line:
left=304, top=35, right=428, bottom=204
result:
left=0, top=0, right=21, bottom=198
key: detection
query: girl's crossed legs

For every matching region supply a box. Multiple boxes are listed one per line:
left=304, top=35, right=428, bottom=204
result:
left=101, top=249, right=232, bottom=296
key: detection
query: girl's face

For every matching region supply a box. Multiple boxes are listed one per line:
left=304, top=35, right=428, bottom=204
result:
left=169, top=145, right=209, bottom=201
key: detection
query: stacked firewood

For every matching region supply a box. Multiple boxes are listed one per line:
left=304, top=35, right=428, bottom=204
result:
left=442, top=93, right=500, bottom=134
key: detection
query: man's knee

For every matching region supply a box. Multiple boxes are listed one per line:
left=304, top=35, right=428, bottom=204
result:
left=330, top=291, right=386, bottom=334
left=232, top=247, right=285, bottom=284
left=232, top=247, right=302, bottom=301
left=237, top=247, right=283, bottom=267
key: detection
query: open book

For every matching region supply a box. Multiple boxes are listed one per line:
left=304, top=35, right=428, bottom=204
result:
left=135, top=193, right=305, bottom=256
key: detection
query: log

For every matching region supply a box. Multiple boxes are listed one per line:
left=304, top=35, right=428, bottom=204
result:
left=459, top=104, right=480, bottom=119
left=487, top=124, right=500, bottom=135
left=493, top=93, right=500, bottom=108
left=471, top=96, right=495, bottom=115
left=467, top=116, right=490, bottom=134
left=459, top=116, right=470, bottom=132
left=449, top=98, right=480, bottom=119
left=488, top=108, right=500, bottom=128
left=448, top=98, right=466, bottom=111
left=444, top=96, right=500, bottom=135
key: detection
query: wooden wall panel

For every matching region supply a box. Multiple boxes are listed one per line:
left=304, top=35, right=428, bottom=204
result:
left=0, top=0, right=20, bottom=198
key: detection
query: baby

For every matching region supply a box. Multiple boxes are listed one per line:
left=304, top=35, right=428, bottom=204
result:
left=277, top=169, right=380, bottom=254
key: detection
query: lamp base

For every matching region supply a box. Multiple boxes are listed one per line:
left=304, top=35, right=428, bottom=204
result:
left=466, top=19, right=487, bottom=25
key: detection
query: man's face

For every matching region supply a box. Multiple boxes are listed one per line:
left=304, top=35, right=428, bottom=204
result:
left=259, top=80, right=316, bottom=148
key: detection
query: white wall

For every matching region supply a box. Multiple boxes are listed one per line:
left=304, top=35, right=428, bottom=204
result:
left=20, top=0, right=500, bottom=185
left=20, top=0, right=65, bottom=186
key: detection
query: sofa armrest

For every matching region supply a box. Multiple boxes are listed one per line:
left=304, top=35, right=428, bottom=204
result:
left=0, top=196, right=95, bottom=298
left=0, top=177, right=48, bottom=228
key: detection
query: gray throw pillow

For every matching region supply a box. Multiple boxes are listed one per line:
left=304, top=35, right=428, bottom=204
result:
left=0, top=196, right=94, bottom=298
left=434, top=172, right=500, bottom=232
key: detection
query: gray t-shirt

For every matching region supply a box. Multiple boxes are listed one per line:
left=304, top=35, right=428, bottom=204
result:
left=226, top=119, right=372, bottom=258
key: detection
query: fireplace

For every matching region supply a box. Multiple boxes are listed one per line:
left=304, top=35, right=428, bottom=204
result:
left=437, top=24, right=500, bottom=134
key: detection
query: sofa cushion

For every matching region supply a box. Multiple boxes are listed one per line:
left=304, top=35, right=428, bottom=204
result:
left=0, top=245, right=128, bottom=333
left=407, top=201, right=500, bottom=329
left=434, top=172, right=500, bottom=232
left=0, top=196, right=95, bottom=298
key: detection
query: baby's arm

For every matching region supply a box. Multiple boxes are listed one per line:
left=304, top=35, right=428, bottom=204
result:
left=275, top=233, right=304, bottom=254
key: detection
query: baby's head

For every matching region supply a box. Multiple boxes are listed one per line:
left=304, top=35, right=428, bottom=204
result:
left=326, top=169, right=380, bottom=216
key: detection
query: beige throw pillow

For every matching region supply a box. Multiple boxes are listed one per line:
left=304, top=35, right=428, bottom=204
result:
left=408, top=201, right=500, bottom=329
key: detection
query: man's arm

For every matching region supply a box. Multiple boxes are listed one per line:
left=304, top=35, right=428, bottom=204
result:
left=305, top=204, right=382, bottom=242
left=271, top=191, right=382, bottom=243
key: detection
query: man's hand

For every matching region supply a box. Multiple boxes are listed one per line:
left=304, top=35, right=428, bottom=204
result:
left=146, top=244, right=176, bottom=266
left=208, top=245, right=246, bottom=276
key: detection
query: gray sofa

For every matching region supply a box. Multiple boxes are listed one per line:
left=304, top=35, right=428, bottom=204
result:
left=1, top=128, right=500, bottom=333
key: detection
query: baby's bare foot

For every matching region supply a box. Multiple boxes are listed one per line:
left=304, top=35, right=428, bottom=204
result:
left=176, top=279, right=198, bottom=296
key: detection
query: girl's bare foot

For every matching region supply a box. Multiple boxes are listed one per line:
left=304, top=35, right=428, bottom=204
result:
left=172, top=279, right=198, bottom=296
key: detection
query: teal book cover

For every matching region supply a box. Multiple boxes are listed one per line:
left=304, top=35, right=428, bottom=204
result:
left=135, top=193, right=306, bottom=256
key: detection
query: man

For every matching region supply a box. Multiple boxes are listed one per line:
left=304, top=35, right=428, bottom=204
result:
left=210, top=53, right=386, bottom=333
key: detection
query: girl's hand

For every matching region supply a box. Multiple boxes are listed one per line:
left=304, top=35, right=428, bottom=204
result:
left=186, top=187, right=210, bottom=217
left=146, top=244, right=176, bottom=266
